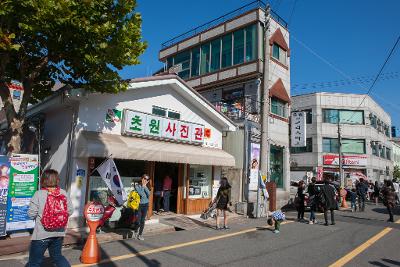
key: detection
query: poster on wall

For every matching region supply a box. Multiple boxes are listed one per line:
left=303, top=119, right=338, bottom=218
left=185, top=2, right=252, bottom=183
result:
left=249, top=143, right=260, bottom=191
left=291, top=111, right=306, bottom=147
left=0, top=156, right=10, bottom=236
left=6, top=154, right=39, bottom=231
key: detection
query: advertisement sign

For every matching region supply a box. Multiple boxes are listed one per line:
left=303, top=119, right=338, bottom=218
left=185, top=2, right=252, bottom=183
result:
left=323, top=155, right=367, bottom=166
left=0, top=156, right=10, bottom=236
left=84, top=202, right=105, bottom=222
left=316, top=166, right=323, bottom=181
left=96, top=158, right=127, bottom=205
left=6, top=154, right=39, bottom=231
left=291, top=112, right=306, bottom=147
left=249, top=143, right=260, bottom=191
left=0, top=81, right=24, bottom=113
left=122, top=109, right=205, bottom=145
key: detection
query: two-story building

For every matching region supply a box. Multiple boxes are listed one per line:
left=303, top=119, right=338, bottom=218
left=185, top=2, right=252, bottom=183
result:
left=158, top=1, right=292, bottom=209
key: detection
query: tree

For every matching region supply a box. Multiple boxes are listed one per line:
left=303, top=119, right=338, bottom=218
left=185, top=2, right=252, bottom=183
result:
left=0, top=0, right=146, bottom=153
left=394, top=165, right=400, bottom=181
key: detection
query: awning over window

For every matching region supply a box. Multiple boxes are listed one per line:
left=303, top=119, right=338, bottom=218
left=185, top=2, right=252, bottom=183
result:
left=74, top=131, right=235, bottom=167
left=269, top=78, right=291, bottom=104
left=269, top=28, right=290, bottom=56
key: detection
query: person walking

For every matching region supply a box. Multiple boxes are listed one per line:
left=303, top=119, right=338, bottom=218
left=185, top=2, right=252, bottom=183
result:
left=296, top=180, right=306, bottom=222
left=320, top=178, right=337, bottom=226
left=373, top=181, right=380, bottom=205
left=214, top=177, right=231, bottom=230
left=356, top=178, right=368, bottom=212
left=348, top=187, right=358, bottom=212
left=27, top=169, right=73, bottom=267
left=307, top=177, right=318, bottom=224
left=381, top=180, right=396, bottom=222
left=133, top=174, right=151, bottom=241
left=162, top=175, right=173, bottom=213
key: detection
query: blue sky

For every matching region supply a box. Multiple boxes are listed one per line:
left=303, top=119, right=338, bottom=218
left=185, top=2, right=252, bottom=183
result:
left=119, top=0, right=400, bottom=130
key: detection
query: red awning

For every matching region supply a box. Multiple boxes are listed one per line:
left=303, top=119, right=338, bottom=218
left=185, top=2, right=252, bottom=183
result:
left=269, top=78, right=290, bottom=104
left=269, top=28, right=290, bottom=56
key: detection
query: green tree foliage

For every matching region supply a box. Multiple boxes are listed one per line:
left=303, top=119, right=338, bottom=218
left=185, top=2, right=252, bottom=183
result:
left=0, top=0, right=146, bottom=152
left=394, top=165, right=400, bottom=180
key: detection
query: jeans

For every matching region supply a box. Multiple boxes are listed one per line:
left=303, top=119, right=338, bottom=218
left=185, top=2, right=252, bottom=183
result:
left=163, top=191, right=171, bottom=212
left=134, top=204, right=149, bottom=235
left=358, top=196, right=366, bottom=211
left=27, top=237, right=70, bottom=267
left=351, top=200, right=357, bottom=211
left=324, top=209, right=335, bottom=224
left=309, top=209, right=316, bottom=222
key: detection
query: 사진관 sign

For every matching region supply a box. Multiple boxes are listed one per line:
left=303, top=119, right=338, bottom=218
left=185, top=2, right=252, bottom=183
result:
left=291, top=111, right=306, bottom=147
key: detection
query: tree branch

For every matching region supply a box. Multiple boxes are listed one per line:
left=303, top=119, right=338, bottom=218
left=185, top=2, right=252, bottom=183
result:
left=28, top=56, right=48, bottom=81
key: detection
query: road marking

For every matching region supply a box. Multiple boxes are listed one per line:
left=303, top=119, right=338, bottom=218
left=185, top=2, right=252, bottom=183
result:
left=72, top=221, right=293, bottom=267
left=329, top=219, right=400, bottom=267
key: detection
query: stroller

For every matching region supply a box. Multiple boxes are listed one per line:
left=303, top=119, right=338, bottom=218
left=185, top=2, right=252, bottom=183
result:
left=201, top=200, right=217, bottom=220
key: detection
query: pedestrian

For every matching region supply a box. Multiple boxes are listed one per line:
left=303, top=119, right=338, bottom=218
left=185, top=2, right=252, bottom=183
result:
left=381, top=180, right=396, bottom=222
left=27, top=169, right=73, bottom=267
left=356, top=178, right=368, bottom=212
left=296, top=180, right=306, bottom=222
left=214, top=177, right=231, bottom=230
left=163, top=175, right=173, bottom=213
left=392, top=179, right=400, bottom=204
left=307, top=177, right=318, bottom=224
left=133, top=174, right=151, bottom=241
left=267, top=210, right=286, bottom=234
left=373, top=181, right=380, bottom=205
left=320, top=178, right=337, bottom=226
left=348, top=188, right=358, bottom=212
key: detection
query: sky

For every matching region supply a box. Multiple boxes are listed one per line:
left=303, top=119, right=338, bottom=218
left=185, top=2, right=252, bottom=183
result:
left=119, top=0, right=400, bottom=130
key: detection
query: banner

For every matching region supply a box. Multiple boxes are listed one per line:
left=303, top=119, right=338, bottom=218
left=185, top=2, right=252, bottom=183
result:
left=96, top=158, right=127, bottom=205
left=0, top=156, right=10, bottom=236
left=6, top=154, right=39, bottom=231
left=249, top=143, right=260, bottom=191
left=291, top=112, right=306, bottom=147
left=323, top=155, right=367, bottom=166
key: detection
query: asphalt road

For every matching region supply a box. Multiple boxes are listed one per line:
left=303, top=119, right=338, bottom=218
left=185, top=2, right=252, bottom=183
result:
left=1, top=203, right=400, bottom=267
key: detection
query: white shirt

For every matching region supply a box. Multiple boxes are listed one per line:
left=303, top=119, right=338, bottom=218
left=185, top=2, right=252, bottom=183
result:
left=393, top=182, right=399, bottom=193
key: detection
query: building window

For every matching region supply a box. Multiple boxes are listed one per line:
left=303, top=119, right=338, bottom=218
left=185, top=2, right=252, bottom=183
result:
left=304, top=109, right=312, bottom=124
left=270, top=145, right=284, bottom=188
left=323, top=138, right=339, bottom=153
left=342, top=139, right=366, bottom=154
left=152, top=106, right=167, bottom=117
left=379, top=145, right=385, bottom=158
left=386, top=148, right=391, bottom=160
left=271, top=98, right=286, bottom=117
left=221, top=34, right=232, bottom=68
left=272, top=43, right=287, bottom=65
left=233, top=29, right=245, bottom=65
left=167, top=110, right=180, bottom=120
left=187, top=165, right=212, bottom=199
left=323, top=109, right=364, bottom=125
left=370, top=114, right=377, bottom=128
left=174, top=51, right=190, bottom=79
left=210, top=39, right=221, bottom=72
left=245, top=24, right=257, bottom=62
left=200, top=43, right=210, bottom=75
left=371, top=142, right=379, bottom=156
left=191, top=46, right=200, bottom=77
left=385, top=126, right=390, bottom=137
left=290, top=138, right=312, bottom=153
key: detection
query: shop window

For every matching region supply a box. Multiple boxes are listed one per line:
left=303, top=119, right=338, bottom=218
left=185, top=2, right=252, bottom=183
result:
left=188, top=165, right=212, bottom=199
left=210, top=39, right=221, bottom=72
left=152, top=106, right=167, bottom=117
left=272, top=43, right=287, bottom=65
left=233, top=29, right=245, bottom=65
left=200, top=43, right=210, bottom=75
left=271, top=97, right=286, bottom=117
left=168, top=110, right=180, bottom=120
left=191, top=46, right=201, bottom=77
left=221, top=34, right=232, bottom=68
left=323, top=138, right=339, bottom=153
left=342, top=139, right=365, bottom=154
left=245, top=24, right=257, bottom=62
left=270, top=145, right=284, bottom=188
left=290, top=138, right=312, bottom=154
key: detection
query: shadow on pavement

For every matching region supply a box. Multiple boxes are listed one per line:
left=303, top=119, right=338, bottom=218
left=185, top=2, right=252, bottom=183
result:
left=372, top=207, right=400, bottom=216
left=118, top=240, right=161, bottom=267
left=369, top=258, right=400, bottom=267
left=382, top=258, right=400, bottom=266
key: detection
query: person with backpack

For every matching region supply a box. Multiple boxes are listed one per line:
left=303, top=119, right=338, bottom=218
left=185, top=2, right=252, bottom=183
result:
left=320, top=178, right=337, bottom=226
left=133, top=174, right=151, bottom=241
left=381, top=180, right=396, bottom=222
left=27, top=169, right=73, bottom=267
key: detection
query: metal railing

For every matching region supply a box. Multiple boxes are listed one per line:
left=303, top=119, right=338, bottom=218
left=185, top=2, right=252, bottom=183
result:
left=161, top=0, right=288, bottom=49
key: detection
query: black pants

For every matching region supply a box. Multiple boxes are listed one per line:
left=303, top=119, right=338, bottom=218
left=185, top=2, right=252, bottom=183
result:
left=155, top=195, right=162, bottom=212
left=134, top=204, right=149, bottom=235
left=297, top=203, right=305, bottom=220
left=324, top=208, right=335, bottom=224
left=358, top=196, right=366, bottom=211
left=387, top=206, right=394, bottom=221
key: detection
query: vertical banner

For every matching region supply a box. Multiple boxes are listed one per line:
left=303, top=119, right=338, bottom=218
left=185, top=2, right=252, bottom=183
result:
left=6, top=154, right=39, bottom=231
left=96, top=158, right=127, bottom=205
left=291, top=111, right=306, bottom=147
left=249, top=143, right=260, bottom=191
left=0, top=156, right=10, bottom=236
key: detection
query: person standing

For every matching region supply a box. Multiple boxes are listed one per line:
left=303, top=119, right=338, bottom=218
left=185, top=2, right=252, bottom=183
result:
left=320, top=178, right=337, bottom=226
left=27, top=169, right=73, bottom=267
left=134, top=174, right=151, bottom=241
left=162, top=175, right=173, bottom=213
left=381, top=180, right=396, bottom=222
left=392, top=179, right=400, bottom=204
left=296, top=180, right=306, bottom=222
left=373, top=181, right=380, bottom=205
left=356, top=178, right=368, bottom=212
left=307, top=177, right=318, bottom=224
left=214, top=177, right=231, bottom=230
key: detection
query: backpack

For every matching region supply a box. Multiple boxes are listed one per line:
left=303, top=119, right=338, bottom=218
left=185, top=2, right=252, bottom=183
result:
left=41, top=188, right=69, bottom=230
left=127, top=189, right=140, bottom=211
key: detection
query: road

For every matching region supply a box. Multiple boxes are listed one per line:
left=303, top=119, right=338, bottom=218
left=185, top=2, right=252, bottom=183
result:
left=1, top=203, right=400, bottom=267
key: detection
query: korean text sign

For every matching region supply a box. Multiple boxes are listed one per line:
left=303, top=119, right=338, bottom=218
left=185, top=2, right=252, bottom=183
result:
left=0, top=156, right=10, bottom=236
left=123, top=109, right=205, bottom=144
left=291, top=112, right=306, bottom=147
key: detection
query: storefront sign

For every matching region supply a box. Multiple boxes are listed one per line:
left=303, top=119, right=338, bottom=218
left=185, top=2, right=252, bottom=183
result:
left=84, top=202, right=105, bottom=222
left=249, top=143, right=260, bottom=191
left=122, top=109, right=204, bottom=145
left=6, top=154, right=39, bottom=231
left=291, top=112, right=306, bottom=147
left=323, top=155, right=367, bottom=166
left=0, top=156, right=10, bottom=236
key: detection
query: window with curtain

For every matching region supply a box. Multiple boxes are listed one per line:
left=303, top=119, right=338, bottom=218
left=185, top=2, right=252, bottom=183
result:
left=245, top=24, right=257, bottom=62
left=221, top=34, right=232, bottom=68
left=200, top=43, right=210, bottom=75
left=233, top=29, right=244, bottom=65
left=271, top=98, right=286, bottom=117
left=210, top=39, right=221, bottom=72
left=191, top=46, right=200, bottom=77
left=290, top=138, right=313, bottom=153
left=342, top=139, right=365, bottom=154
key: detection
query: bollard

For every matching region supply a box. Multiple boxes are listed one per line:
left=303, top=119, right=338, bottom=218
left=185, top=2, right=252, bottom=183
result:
left=80, top=202, right=104, bottom=264
left=340, top=188, right=348, bottom=208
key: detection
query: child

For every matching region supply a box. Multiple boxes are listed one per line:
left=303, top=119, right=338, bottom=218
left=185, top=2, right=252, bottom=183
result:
left=267, top=210, right=286, bottom=234
left=348, top=188, right=357, bottom=212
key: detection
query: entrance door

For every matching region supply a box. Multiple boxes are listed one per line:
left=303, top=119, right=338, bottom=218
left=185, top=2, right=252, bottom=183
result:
left=154, top=162, right=179, bottom=213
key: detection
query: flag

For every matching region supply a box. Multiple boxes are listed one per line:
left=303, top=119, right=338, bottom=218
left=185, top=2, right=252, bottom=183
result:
left=96, top=158, right=127, bottom=205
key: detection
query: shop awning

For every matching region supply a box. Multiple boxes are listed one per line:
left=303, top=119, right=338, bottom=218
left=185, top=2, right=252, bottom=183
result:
left=74, top=131, right=235, bottom=167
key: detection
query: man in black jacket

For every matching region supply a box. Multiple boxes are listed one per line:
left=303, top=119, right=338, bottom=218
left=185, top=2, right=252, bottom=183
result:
left=356, top=178, right=368, bottom=212
left=321, top=178, right=337, bottom=226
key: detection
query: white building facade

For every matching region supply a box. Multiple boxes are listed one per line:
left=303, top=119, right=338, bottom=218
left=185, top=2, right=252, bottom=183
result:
left=291, top=92, right=393, bottom=184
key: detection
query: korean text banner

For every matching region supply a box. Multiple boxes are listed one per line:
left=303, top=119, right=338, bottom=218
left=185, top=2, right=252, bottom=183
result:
left=249, top=143, right=260, bottom=191
left=6, top=154, right=39, bottom=231
left=291, top=111, right=306, bottom=147
left=0, top=156, right=10, bottom=236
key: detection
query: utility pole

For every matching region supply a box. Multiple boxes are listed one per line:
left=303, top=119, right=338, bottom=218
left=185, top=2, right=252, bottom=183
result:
left=338, top=121, right=344, bottom=189
left=257, top=3, right=271, bottom=218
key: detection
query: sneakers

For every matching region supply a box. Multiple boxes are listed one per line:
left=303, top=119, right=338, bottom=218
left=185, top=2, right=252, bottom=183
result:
left=137, top=235, right=144, bottom=241
left=223, top=226, right=230, bottom=230
left=215, top=226, right=222, bottom=230
left=273, top=230, right=280, bottom=234
left=133, top=230, right=138, bottom=238
left=308, top=221, right=314, bottom=225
